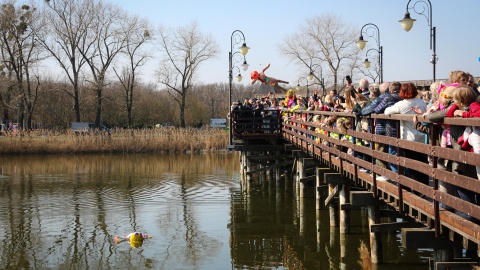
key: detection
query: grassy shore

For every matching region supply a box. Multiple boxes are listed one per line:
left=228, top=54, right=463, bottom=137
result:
left=0, top=128, right=229, bottom=154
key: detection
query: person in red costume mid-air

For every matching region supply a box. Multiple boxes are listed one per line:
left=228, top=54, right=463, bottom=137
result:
left=250, top=63, right=289, bottom=93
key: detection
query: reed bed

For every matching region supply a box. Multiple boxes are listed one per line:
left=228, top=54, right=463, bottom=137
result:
left=0, top=127, right=229, bottom=154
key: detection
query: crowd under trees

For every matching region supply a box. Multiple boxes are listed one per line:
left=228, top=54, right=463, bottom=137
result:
left=0, top=0, right=367, bottom=130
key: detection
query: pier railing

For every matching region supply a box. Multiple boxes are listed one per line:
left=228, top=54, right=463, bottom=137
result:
left=231, top=108, right=480, bottom=248
left=230, top=109, right=283, bottom=140
left=284, top=109, right=480, bottom=247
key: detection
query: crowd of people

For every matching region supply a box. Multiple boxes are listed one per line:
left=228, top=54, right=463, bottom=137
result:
left=230, top=69, right=480, bottom=222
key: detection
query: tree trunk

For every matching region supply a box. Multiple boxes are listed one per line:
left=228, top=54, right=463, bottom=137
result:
left=74, top=80, right=80, bottom=122
left=180, top=93, right=186, bottom=128
left=95, top=87, right=103, bottom=128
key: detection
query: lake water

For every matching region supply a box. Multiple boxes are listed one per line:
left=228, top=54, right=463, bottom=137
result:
left=0, top=153, right=430, bottom=269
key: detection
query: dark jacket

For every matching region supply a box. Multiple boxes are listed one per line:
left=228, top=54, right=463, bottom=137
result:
left=352, top=102, right=364, bottom=116
left=375, top=92, right=402, bottom=137
left=361, top=93, right=386, bottom=116
left=375, top=92, right=401, bottom=114
left=360, top=93, right=390, bottom=135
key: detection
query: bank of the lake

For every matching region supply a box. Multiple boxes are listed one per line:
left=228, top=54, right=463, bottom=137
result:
left=0, top=128, right=228, bottom=155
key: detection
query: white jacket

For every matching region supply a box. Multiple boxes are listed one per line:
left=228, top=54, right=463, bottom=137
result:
left=384, top=98, right=427, bottom=143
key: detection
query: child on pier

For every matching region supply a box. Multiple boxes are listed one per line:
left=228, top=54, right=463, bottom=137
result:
left=336, top=117, right=355, bottom=157
left=446, top=85, right=480, bottom=179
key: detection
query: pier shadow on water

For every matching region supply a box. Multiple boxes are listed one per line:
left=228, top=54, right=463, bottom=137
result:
left=0, top=153, right=429, bottom=269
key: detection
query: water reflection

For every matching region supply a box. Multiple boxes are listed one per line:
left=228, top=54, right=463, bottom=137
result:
left=230, top=182, right=431, bottom=270
left=0, top=153, right=430, bottom=269
left=0, top=153, right=238, bottom=269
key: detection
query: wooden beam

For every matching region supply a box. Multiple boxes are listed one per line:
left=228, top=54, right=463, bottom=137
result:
left=246, top=160, right=294, bottom=175
left=436, top=262, right=479, bottom=270
left=302, top=158, right=318, bottom=167
left=324, top=173, right=350, bottom=185
left=350, top=191, right=377, bottom=206
left=325, top=184, right=340, bottom=206
left=292, top=150, right=304, bottom=158
left=341, top=203, right=362, bottom=210
left=401, top=228, right=456, bottom=249
left=300, top=175, right=316, bottom=184
left=234, top=145, right=285, bottom=151
left=317, top=185, right=329, bottom=192
left=317, top=167, right=333, bottom=185
left=284, top=144, right=295, bottom=151
left=247, top=154, right=293, bottom=160
left=370, top=221, right=416, bottom=232
left=379, top=210, right=405, bottom=219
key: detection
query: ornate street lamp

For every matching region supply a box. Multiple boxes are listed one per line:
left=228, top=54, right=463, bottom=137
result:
left=296, top=76, right=309, bottom=98
left=233, top=66, right=243, bottom=82
left=363, top=58, right=371, bottom=69
left=240, top=60, right=249, bottom=71
left=356, top=23, right=383, bottom=83
left=362, top=48, right=382, bottom=82
left=228, top=30, right=249, bottom=148
left=307, top=64, right=325, bottom=97
left=399, top=0, right=436, bottom=81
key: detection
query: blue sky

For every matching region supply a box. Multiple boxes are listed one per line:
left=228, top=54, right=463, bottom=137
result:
left=114, top=0, right=480, bottom=86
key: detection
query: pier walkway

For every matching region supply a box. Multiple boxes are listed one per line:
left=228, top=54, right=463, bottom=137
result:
left=229, top=108, right=480, bottom=269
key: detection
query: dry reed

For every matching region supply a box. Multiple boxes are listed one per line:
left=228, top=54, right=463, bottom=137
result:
left=0, top=127, right=229, bottom=154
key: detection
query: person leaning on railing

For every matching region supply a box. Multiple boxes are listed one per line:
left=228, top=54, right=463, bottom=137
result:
left=384, top=82, right=429, bottom=186
left=360, top=83, right=390, bottom=176
left=349, top=89, right=370, bottom=169
left=412, top=84, right=457, bottom=210
left=446, top=85, right=480, bottom=180
left=426, top=75, right=479, bottom=220
left=375, top=82, right=403, bottom=174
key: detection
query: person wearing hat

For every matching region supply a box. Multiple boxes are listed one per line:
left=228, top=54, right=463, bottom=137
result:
left=250, top=63, right=289, bottom=93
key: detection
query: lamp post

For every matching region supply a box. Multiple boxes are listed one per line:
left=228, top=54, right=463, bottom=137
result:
left=307, top=64, right=325, bottom=97
left=296, top=77, right=309, bottom=98
left=356, top=23, right=383, bottom=83
left=228, top=30, right=249, bottom=148
left=399, top=0, right=436, bottom=81
left=362, top=48, right=382, bottom=83
left=232, top=66, right=243, bottom=82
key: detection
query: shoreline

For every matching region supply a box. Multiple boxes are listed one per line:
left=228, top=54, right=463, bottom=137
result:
left=0, top=128, right=229, bottom=155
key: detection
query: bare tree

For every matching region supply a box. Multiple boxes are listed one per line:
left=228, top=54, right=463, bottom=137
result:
left=156, top=21, right=219, bottom=128
left=193, top=83, right=227, bottom=119
left=278, top=14, right=361, bottom=92
left=113, top=15, right=152, bottom=128
left=77, top=0, right=128, bottom=128
left=0, top=60, right=16, bottom=124
left=40, top=0, right=91, bottom=122
left=0, top=1, right=45, bottom=129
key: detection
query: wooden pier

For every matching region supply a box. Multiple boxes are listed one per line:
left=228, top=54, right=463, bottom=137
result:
left=229, top=108, right=480, bottom=269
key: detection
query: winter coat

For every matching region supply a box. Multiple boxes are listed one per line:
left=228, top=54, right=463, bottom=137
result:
left=375, top=92, right=402, bottom=137
left=361, top=93, right=390, bottom=135
left=384, top=97, right=427, bottom=143
left=361, top=93, right=388, bottom=116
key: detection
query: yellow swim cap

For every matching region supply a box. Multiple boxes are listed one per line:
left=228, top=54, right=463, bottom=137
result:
left=129, top=232, right=144, bottom=248
left=129, top=232, right=143, bottom=242
left=130, top=240, right=143, bottom=248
